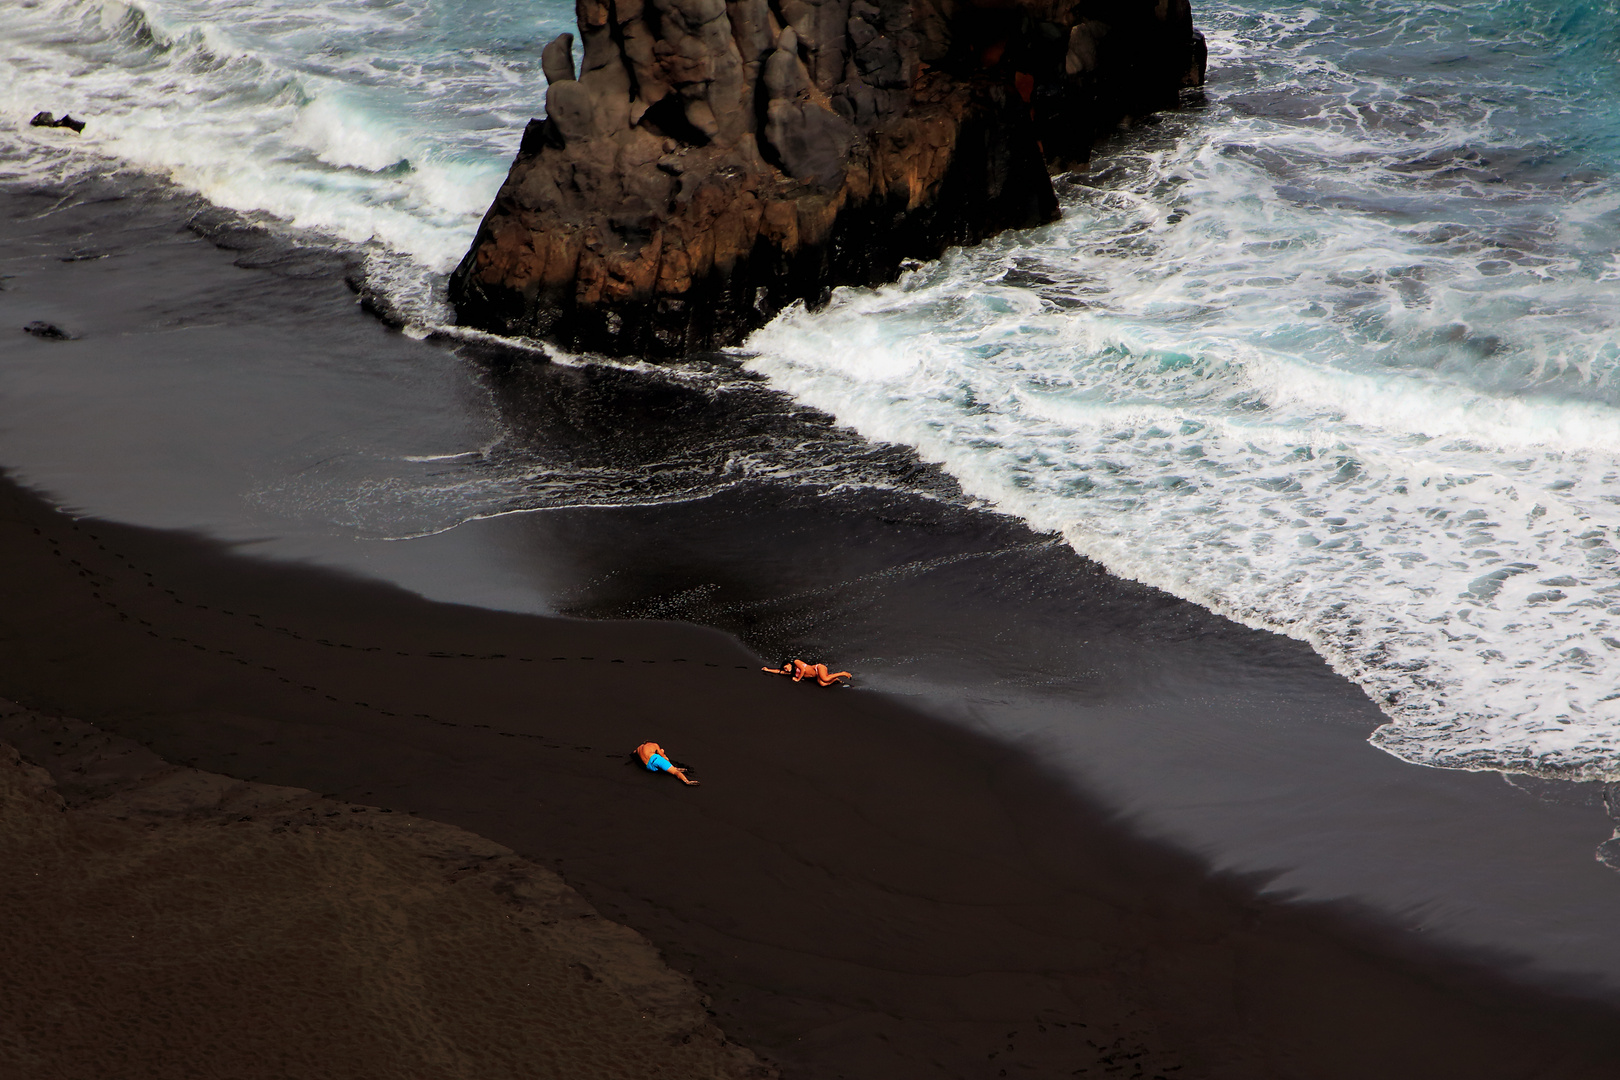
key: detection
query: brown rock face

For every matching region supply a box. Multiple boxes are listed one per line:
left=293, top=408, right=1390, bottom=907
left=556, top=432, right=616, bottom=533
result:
left=449, top=0, right=1206, bottom=357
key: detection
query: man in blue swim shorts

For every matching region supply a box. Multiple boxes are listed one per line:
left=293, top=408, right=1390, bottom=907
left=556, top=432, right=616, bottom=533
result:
left=635, top=742, right=700, bottom=785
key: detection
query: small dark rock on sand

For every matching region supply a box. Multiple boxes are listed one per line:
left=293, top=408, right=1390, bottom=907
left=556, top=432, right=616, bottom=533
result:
left=29, top=111, right=86, bottom=134
left=23, top=321, right=74, bottom=340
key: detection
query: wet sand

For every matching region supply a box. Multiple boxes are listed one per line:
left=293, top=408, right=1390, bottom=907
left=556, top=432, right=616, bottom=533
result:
left=7, top=472, right=1620, bottom=1078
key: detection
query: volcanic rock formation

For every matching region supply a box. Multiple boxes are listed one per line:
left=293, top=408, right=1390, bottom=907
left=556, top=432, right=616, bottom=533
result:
left=450, top=0, right=1205, bottom=357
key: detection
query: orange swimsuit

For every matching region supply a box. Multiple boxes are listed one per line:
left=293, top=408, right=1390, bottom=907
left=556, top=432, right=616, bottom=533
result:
left=763, top=660, right=852, bottom=685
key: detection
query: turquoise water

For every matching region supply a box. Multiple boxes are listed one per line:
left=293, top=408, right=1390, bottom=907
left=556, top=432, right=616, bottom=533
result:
left=1, top=0, right=573, bottom=267
left=749, top=0, right=1620, bottom=777
left=4, top=0, right=1620, bottom=776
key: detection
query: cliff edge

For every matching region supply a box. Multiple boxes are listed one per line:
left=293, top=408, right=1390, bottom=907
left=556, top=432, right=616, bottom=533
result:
left=449, top=0, right=1205, bottom=357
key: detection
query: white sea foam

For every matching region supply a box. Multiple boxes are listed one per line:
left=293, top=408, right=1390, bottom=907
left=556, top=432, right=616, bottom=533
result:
left=0, top=0, right=566, bottom=269
left=747, top=0, right=1620, bottom=778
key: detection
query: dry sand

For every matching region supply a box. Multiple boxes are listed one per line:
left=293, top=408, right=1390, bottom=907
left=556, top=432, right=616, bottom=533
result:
left=0, top=703, right=771, bottom=1080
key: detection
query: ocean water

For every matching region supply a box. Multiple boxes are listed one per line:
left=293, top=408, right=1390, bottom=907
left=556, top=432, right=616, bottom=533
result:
left=4, top=0, right=1620, bottom=778
left=0, top=0, right=566, bottom=272
left=748, top=0, right=1620, bottom=778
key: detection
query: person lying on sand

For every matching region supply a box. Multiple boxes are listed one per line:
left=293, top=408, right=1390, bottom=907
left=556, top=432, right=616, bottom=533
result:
left=762, top=659, right=852, bottom=686
left=635, top=742, right=700, bottom=785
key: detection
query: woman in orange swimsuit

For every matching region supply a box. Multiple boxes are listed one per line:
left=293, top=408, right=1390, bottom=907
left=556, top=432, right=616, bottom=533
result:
left=762, top=659, right=852, bottom=686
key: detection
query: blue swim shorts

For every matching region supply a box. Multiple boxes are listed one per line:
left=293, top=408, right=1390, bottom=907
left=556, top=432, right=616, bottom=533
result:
left=645, top=753, right=673, bottom=772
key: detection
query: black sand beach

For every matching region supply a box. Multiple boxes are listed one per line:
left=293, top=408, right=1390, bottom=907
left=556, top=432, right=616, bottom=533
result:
left=6, top=462, right=1620, bottom=1079
left=9, top=171, right=1620, bottom=1079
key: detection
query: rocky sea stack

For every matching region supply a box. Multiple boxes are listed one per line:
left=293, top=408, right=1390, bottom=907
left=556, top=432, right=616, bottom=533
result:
left=449, top=0, right=1205, bottom=357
